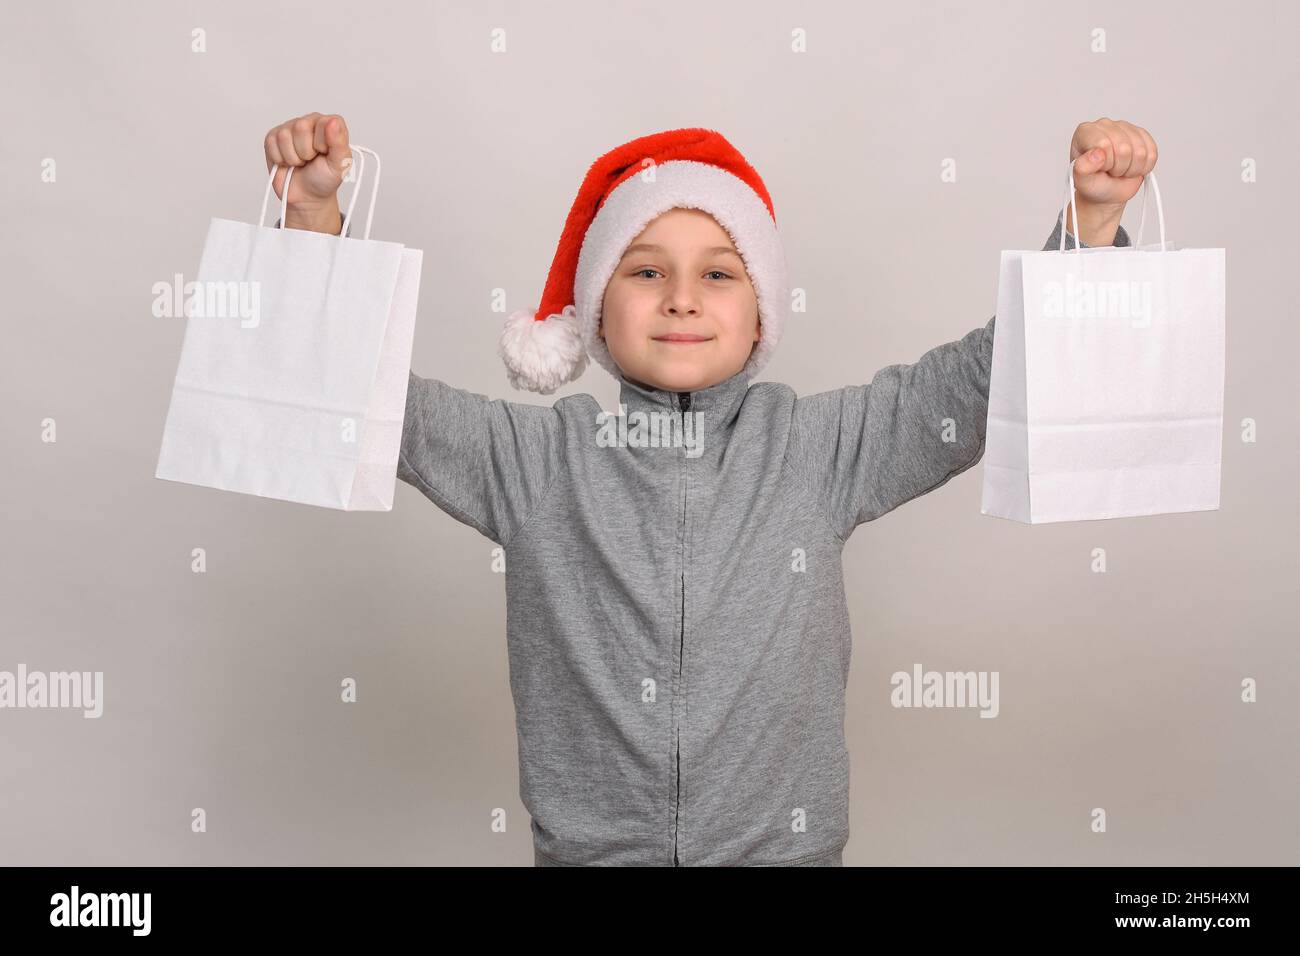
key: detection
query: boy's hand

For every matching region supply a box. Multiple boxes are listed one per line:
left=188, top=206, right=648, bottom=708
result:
left=1065, top=118, right=1158, bottom=246
left=262, top=113, right=352, bottom=233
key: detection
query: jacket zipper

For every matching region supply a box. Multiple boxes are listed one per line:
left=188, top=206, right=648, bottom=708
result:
left=673, top=391, right=691, bottom=866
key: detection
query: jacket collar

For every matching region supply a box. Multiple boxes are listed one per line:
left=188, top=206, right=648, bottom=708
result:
left=616, top=364, right=752, bottom=422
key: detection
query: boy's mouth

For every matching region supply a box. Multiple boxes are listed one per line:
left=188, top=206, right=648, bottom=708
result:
left=653, top=333, right=713, bottom=344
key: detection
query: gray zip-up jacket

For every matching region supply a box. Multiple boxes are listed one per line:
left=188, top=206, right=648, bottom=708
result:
left=322, top=207, right=1127, bottom=866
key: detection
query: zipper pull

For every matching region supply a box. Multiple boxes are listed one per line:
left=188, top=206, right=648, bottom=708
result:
left=679, top=392, right=692, bottom=413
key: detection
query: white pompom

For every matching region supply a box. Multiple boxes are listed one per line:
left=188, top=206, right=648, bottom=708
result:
left=498, top=305, right=588, bottom=394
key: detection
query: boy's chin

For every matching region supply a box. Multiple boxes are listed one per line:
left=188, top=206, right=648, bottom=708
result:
left=619, top=361, right=730, bottom=393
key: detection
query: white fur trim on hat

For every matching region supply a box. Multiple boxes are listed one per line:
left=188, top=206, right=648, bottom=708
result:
left=573, top=160, right=789, bottom=383
left=498, top=305, right=589, bottom=394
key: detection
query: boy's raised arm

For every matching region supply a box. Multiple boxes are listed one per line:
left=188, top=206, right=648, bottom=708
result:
left=396, top=374, right=566, bottom=547
left=784, top=213, right=1130, bottom=542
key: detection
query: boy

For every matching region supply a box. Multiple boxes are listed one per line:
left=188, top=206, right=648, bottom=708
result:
left=265, top=115, right=1155, bottom=866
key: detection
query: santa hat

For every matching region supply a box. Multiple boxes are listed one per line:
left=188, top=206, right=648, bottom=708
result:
left=498, top=127, right=789, bottom=393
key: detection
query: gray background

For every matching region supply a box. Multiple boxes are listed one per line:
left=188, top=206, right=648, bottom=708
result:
left=3, top=0, right=1296, bottom=865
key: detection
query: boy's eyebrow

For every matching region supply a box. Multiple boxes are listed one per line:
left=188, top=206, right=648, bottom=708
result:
left=621, top=243, right=743, bottom=260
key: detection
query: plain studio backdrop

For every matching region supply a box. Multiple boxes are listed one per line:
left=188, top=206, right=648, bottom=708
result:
left=2, top=0, right=1296, bottom=865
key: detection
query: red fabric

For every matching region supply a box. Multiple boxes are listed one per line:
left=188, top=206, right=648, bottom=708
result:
left=532, top=128, right=776, bottom=323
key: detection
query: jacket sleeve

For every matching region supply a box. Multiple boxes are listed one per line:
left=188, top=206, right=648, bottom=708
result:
left=395, top=373, right=566, bottom=547
left=786, top=211, right=1130, bottom=541
left=275, top=210, right=564, bottom=545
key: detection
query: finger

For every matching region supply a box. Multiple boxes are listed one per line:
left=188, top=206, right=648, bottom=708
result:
left=311, top=112, right=329, bottom=155
left=1075, top=119, right=1116, bottom=173
left=1073, top=144, right=1109, bottom=176
left=264, top=130, right=292, bottom=201
left=263, top=134, right=290, bottom=199
left=275, top=126, right=304, bottom=166
left=1115, top=120, right=1148, bottom=178
left=290, top=115, right=318, bottom=165
left=265, top=128, right=285, bottom=170
left=1099, top=118, right=1135, bottom=177
left=1071, top=121, right=1100, bottom=162
left=1134, top=125, right=1158, bottom=177
left=321, top=115, right=352, bottom=179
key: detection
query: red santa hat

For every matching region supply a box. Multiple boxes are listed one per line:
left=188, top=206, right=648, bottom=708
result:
left=498, top=127, right=789, bottom=393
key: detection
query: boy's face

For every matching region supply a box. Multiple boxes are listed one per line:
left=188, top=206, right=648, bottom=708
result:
left=599, top=208, right=760, bottom=392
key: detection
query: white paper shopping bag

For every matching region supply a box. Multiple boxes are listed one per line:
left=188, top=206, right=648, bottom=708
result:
left=981, top=164, right=1226, bottom=523
left=156, top=145, right=423, bottom=511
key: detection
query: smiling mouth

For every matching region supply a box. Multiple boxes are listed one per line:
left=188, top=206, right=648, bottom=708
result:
left=653, top=334, right=713, bottom=343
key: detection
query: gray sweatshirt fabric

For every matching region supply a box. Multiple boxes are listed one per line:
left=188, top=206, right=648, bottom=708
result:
left=288, top=206, right=1128, bottom=865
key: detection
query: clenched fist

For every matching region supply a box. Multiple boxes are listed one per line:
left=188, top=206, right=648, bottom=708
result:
left=263, top=113, right=353, bottom=233
left=1065, top=118, right=1159, bottom=246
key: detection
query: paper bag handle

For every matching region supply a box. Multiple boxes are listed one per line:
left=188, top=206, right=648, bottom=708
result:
left=258, top=143, right=383, bottom=240
left=1059, top=157, right=1166, bottom=253
left=1130, top=172, right=1166, bottom=250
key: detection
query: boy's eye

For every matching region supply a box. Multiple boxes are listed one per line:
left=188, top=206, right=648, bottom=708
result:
left=631, top=268, right=732, bottom=280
